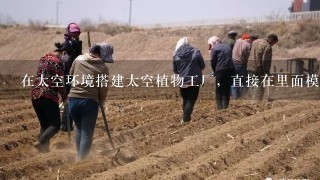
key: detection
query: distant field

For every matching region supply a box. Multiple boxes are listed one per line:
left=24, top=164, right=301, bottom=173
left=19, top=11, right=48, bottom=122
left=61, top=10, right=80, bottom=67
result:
left=1, top=20, right=320, bottom=61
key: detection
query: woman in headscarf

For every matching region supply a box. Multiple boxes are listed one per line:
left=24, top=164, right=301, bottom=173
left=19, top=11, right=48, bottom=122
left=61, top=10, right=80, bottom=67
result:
left=31, top=43, right=68, bottom=153
left=68, top=43, right=114, bottom=160
left=60, top=22, right=83, bottom=132
left=173, top=37, right=206, bottom=124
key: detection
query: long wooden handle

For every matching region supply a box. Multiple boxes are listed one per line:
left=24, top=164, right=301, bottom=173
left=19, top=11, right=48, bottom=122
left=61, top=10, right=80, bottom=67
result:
left=99, top=102, right=115, bottom=149
left=98, top=87, right=115, bottom=150
left=87, top=31, right=91, bottom=48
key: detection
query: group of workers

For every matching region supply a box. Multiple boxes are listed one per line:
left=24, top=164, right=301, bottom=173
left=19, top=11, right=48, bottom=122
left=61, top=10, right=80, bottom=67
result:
left=30, top=22, right=278, bottom=160
left=174, top=31, right=278, bottom=124
left=31, top=23, right=114, bottom=160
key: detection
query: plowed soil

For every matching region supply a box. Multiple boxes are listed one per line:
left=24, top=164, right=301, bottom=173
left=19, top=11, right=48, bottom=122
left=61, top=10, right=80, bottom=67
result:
left=0, top=74, right=320, bottom=180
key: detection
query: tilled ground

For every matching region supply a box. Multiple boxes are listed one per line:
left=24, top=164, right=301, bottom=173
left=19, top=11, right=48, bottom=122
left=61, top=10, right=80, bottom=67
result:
left=0, top=75, right=320, bottom=180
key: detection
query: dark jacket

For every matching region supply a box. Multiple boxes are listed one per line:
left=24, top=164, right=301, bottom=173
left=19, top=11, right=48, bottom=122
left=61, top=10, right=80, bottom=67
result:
left=62, top=39, right=82, bottom=93
left=63, top=39, right=82, bottom=74
left=173, top=44, right=205, bottom=85
left=211, top=43, right=235, bottom=73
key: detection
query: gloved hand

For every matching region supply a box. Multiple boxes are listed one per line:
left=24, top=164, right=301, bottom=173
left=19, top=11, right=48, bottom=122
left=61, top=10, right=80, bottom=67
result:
left=55, top=42, right=63, bottom=49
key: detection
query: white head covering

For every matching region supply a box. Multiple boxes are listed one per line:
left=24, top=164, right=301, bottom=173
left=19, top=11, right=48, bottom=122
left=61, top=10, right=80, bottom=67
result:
left=207, top=36, right=221, bottom=46
left=175, top=37, right=189, bottom=51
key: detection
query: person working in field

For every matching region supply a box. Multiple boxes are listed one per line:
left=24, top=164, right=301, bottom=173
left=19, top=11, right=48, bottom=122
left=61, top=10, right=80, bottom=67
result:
left=209, top=30, right=237, bottom=77
left=68, top=43, right=113, bottom=160
left=247, top=34, right=278, bottom=102
left=223, top=30, right=238, bottom=50
left=208, top=36, right=235, bottom=110
left=173, top=37, right=205, bottom=124
left=31, top=43, right=69, bottom=153
left=60, top=23, right=83, bottom=132
left=231, top=34, right=258, bottom=100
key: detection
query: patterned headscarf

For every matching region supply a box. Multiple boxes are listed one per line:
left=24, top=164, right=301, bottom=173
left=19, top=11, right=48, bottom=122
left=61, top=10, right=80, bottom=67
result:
left=64, top=23, right=81, bottom=41
left=89, top=43, right=114, bottom=63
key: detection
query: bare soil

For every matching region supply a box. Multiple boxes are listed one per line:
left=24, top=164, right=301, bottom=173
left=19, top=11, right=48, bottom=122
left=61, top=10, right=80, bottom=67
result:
left=0, top=75, right=320, bottom=180
left=1, top=22, right=320, bottom=179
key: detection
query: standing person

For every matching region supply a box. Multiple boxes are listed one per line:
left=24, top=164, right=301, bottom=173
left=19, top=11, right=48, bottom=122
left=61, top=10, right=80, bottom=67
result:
left=231, top=34, right=258, bottom=99
left=31, top=43, right=68, bottom=153
left=173, top=37, right=205, bottom=124
left=209, top=36, right=235, bottom=110
left=223, top=30, right=238, bottom=50
left=247, top=34, right=278, bottom=102
left=60, top=23, right=83, bottom=132
left=208, top=30, right=237, bottom=77
left=68, top=43, right=113, bottom=160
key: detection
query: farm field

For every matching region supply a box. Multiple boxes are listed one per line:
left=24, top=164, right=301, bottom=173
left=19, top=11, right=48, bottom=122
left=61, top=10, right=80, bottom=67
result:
left=0, top=75, right=320, bottom=179
left=1, top=21, right=320, bottom=179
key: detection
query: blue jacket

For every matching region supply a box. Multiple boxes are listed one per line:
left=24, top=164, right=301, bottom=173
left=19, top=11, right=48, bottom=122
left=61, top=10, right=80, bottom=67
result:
left=211, top=43, right=235, bottom=73
left=173, top=44, right=205, bottom=85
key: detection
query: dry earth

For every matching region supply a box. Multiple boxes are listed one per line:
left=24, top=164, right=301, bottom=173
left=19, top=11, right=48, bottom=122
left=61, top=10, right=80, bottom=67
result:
left=0, top=21, right=320, bottom=179
left=0, top=75, right=320, bottom=180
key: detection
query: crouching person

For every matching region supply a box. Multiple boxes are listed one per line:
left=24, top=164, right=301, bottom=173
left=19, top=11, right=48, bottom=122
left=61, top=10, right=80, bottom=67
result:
left=31, top=43, right=68, bottom=153
left=173, top=37, right=205, bottom=124
left=68, top=43, right=113, bottom=160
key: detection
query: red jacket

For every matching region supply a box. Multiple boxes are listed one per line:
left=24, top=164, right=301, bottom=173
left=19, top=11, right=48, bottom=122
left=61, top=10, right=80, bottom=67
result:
left=31, top=53, right=67, bottom=104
